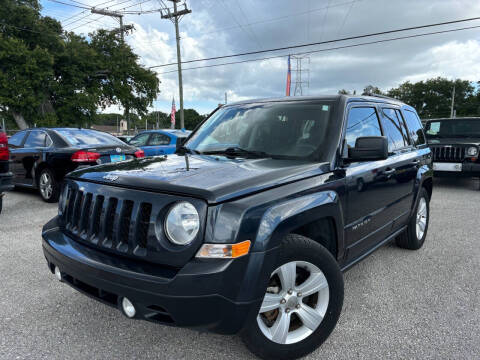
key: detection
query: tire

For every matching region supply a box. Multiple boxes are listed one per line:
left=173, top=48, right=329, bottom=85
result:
left=38, top=168, right=60, bottom=203
left=396, top=187, right=430, bottom=250
left=241, top=234, right=344, bottom=360
left=0, top=195, right=2, bottom=215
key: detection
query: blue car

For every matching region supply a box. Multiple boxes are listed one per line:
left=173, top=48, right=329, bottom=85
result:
left=128, top=129, right=191, bottom=157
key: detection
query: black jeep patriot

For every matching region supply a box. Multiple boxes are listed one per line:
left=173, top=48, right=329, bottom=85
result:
left=424, top=117, right=480, bottom=179
left=42, top=95, right=433, bottom=360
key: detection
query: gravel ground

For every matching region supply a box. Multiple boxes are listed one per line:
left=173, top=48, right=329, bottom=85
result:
left=0, top=178, right=479, bottom=360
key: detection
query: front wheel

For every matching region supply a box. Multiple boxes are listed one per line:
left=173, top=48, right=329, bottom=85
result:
left=38, top=168, right=60, bottom=203
left=241, top=234, right=344, bottom=360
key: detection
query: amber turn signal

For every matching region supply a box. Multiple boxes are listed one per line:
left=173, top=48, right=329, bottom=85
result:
left=196, top=240, right=251, bottom=259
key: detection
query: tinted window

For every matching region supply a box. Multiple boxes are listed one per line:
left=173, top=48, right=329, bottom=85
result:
left=56, top=129, right=124, bottom=146
left=129, top=133, right=150, bottom=146
left=402, top=110, right=425, bottom=145
left=345, top=107, right=382, bottom=148
left=8, top=131, right=26, bottom=147
left=380, top=108, right=409, bottom=151
left=24, top=131, right=47, bottom=148
left=148, top=133, right=171, bottom=145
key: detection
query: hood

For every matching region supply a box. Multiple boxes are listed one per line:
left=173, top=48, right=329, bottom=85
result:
left=68, top=154, right=330, bottom=203
left=426, top=138, right=480, bottom=146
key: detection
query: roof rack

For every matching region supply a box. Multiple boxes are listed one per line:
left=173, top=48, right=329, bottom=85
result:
left=361, top=93, right=400, bottom=101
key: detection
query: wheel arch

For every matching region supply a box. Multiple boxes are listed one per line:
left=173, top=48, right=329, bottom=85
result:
left=253, top=191, right=345, bottom=262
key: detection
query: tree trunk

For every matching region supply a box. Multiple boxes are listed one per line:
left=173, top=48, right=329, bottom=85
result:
left=12, top=112, right=28, bottom=130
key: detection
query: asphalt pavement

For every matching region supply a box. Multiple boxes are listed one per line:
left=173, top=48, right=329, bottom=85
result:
left=0, top=178, right=479, bottom=360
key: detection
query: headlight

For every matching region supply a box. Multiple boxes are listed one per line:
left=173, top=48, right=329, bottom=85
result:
left=165, top=202, right=200, bottom=245
left=467, top=146, right=478, bottom=156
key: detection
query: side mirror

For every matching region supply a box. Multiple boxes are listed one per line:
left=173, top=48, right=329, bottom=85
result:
left=348, top=136, right=388, bottom=161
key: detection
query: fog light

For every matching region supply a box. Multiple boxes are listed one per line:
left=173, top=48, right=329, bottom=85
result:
left=54, top=266, right=62, bottom=281
left=122, top=297, right=136, bottom=318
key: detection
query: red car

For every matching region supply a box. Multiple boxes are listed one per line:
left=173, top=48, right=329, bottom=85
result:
left=0, top=130, right=14, bottom=214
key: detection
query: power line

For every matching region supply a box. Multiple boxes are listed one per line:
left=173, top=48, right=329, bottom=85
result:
left=149, top=15, right=480, bottom=69
left=154, top=24, right=480, bottom=75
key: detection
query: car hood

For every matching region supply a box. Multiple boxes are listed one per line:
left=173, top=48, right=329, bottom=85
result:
left=426, top=138, right=480, bottom=146
left=68, top=154, right=330, bottom=203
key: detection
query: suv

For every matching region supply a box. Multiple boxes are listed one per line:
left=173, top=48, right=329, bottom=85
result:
left=42, top=95, right=433, bottom=359
left=0, top=130, right=14, bottom=214
left=423, top=117, right=480, bottom=179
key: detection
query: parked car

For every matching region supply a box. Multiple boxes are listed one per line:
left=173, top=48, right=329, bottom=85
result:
left=0, top=130, right=14, bottom=214
left=8, top=128, right=145, bottom=202
left=128, top=129, right=191, bottom=156
left=42, top=95, right=432, bottom=360
left=116, top=135, right=134, bottom=143
left=424, top=117, right=480, bottom=181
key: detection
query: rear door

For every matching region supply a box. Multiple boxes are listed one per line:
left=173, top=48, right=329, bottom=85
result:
left=377, top=106, right=418, bottom=230
left=7, top=131, right=28, bottom=182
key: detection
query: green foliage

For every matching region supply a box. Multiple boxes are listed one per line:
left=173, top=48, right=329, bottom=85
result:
left=0, top=0, right=160, bottom=129
left=387, top=77, right=479, bottom=119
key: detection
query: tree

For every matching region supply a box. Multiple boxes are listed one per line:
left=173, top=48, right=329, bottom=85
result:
left=0, top=0, right=160, bottom=129
left=90, top=30, right=160, bottom=132
left=362, top=85, right=383, bottom=95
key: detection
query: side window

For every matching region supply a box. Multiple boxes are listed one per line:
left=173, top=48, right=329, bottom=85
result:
left=129, top=133, right=150, bottom=147
left=8, top=131, right=27, bottom=147
left=402, top=109, right=426, bottom=146
left=45, top=134, right=53, bottom=147
left=345, top=107, right=382, bottom=148
left=24, top=131, right=47, bottom=148
left=148, top=133, right=171, bottom=146
left=380, top=108, right=409, bottom=151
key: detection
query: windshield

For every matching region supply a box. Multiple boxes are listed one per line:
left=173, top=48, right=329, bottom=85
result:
left=425, top=119, right=480, bottom=138
left=56, top=129, right=125, bottom=147
left=185, top=102, right=333, bottom=160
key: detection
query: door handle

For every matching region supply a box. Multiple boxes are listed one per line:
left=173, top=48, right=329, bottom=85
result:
left=384, top=168, right=396, bottom=176
left=411, top=159, right=420, bottom=165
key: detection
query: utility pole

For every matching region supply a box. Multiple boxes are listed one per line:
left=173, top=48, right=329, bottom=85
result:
left=161, top=0, right=191, bottom=130
left=450, top=83, right=456, bottom=118
left=225, top=92, right=227, bottom=104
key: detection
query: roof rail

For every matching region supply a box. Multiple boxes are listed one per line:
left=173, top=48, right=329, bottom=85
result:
left=362, top=93, right=399, bottom=101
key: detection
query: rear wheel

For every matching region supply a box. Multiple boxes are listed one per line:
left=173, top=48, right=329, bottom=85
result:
left=241, top=234, right=343, bottom=360
left=396, top=187, right=429, bottom=250
left=38, top=168, right=60, bottom=203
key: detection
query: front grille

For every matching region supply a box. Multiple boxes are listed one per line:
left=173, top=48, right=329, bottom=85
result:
left=431, top=145, right=465, bottom=162
left=59, top=180, right=206, bottom=266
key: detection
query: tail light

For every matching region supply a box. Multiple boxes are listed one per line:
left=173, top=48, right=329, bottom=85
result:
left=71, top=150, right=100, bottom=163
left=134, top=150, right=145, bottom=158
left=0, top=132, right=9, bottom=161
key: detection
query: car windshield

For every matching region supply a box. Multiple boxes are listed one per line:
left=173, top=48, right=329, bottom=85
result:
left=425, top=119, right=480, bottom=138
left=184, top=102, right=333, bottom=160
left=56, top=129, right=125, bottom=146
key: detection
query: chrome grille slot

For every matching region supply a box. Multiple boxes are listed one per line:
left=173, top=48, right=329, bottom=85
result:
left=431, top=145, right=465, bottom=162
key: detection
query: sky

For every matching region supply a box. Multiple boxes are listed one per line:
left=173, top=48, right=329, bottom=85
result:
left=39, top=0, right=480, bottom=115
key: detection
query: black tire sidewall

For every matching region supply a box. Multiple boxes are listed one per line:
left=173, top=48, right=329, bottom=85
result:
left=39, top=168, right=60, bottom=203
left=242, top=234, right=344, bottom=360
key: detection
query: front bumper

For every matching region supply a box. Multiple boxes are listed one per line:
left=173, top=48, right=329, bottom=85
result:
left=0, top=171, right=14, bottom=192
left=42, top=217, right=277, bottom=334
left=433, top=162, right=480, bottom=177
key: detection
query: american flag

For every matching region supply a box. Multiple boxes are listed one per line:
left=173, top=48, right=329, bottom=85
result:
left=170, top=97, right=176, bottom=129
left=286, top=55, right=291, bottom=96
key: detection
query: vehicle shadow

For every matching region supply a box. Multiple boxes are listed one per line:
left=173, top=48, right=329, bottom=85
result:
left=433, top=177, right=479, bottom=191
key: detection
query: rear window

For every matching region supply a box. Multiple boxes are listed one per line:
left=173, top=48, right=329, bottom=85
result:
left=380, top=108, right=410, bottom=151
left=56, top=129, right=124, bottom=147
left=402, top=110, right=425, bottom=145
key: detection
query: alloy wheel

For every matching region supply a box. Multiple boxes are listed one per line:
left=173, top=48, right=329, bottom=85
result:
left=257, top=261, right=330, bottom=345
left=39, top=172, right=53, bottom=200
left=416, top=197, right=427, bottom=240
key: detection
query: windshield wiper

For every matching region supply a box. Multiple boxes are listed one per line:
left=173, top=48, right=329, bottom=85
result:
left=202, top=147, right=271, bottom=158
left=176, top=145, right=201, bottom=155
